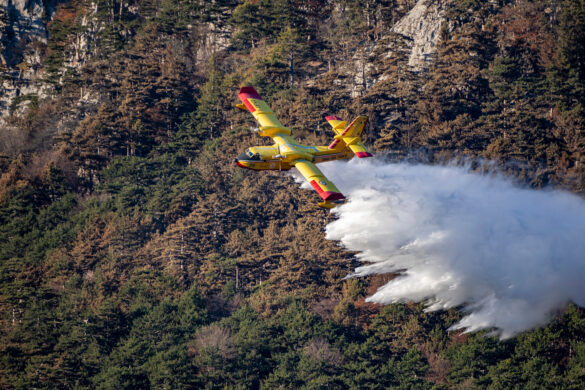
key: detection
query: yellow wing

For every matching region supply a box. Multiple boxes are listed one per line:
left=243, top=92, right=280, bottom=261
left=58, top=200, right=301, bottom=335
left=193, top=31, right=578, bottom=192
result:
left=293, top=159, right=345, bottom=208
left=238, top=86, right=292, bottom=137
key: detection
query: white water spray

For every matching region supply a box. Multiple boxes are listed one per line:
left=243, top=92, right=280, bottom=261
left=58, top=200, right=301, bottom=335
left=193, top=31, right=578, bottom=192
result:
left=315, top=159, right=585, bottom=338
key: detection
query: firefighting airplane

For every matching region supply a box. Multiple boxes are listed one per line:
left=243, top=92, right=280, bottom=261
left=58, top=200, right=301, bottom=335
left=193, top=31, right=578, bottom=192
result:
left=234, top=86, right=372, bottom=209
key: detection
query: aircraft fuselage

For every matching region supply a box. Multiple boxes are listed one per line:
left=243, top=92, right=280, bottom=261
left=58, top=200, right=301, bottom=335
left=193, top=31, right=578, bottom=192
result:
left=234, top=134, right=353, bottom=171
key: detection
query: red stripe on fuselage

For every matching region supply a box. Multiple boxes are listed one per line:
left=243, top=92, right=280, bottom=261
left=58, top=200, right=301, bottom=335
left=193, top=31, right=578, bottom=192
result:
left=355, top=152, right=373, bottom=158
left=235, top=161, right=256, bottom=170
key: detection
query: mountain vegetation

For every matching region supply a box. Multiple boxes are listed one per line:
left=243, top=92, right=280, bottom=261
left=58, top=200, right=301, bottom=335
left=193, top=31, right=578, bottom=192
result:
left=1, top=0, right=585, bottom=388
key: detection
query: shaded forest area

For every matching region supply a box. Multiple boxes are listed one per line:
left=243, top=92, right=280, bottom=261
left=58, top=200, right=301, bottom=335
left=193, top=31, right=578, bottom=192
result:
left=1, top=0, right=585, bottom=388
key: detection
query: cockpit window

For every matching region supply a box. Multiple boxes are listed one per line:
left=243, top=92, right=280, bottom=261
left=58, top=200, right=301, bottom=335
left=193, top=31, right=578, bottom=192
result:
left=237, top=150, right=261, bottom=161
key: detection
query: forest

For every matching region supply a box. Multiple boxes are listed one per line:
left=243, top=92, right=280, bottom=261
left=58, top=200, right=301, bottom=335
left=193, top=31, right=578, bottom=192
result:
left=1, top=0, right=585, bottom=388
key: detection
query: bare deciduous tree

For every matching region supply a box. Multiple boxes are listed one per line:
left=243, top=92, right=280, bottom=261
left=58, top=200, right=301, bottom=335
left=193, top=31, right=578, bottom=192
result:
left=303, top=336, right=344, bottom=366
left=189, top=324, right=235, bottom=359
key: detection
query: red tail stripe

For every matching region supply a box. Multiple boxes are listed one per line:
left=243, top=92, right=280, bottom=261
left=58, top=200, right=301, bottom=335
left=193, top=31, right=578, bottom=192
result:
left=355, top=152, right=373, bottom=158
left=325, top=115, right=342, bottom=121
left=328, top=139, right=340, bottom=149
left=341, top=117, right=359, bottom=136
left=329, top=117, right=359, bottom=149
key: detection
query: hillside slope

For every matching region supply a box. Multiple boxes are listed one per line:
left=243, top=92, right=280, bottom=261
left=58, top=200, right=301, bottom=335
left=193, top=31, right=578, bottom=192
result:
left=1, top=0, right=585, bottom=388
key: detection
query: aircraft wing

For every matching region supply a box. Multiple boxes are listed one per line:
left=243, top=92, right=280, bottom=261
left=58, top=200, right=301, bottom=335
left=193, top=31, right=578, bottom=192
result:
left=293, top=159, right=345, bottom=208
left=238, top=86, right=292, bottom=137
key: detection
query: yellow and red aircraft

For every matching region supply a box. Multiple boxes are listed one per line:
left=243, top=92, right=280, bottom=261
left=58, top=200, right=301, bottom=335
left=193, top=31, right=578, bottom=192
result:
left=234, top=86, right=372, bottom=208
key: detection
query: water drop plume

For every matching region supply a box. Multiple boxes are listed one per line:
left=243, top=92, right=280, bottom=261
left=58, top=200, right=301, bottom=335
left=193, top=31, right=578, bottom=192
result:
left=316, top=159, right=585, bottom=338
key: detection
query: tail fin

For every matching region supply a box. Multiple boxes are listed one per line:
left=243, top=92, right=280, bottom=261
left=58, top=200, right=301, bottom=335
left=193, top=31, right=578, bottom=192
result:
left=327, top=116, right=373, bottom=158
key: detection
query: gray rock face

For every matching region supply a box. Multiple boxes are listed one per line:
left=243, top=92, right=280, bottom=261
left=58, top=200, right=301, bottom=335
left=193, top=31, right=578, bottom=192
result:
left=0, top=0, right=55, bottom=68
left=327, top=0, right=446, bottom=98
left=195, top=22, right=232, bottom=65
left=392, top=0, right=446, bottom=71
left=0, top=0, right=60, bottom=117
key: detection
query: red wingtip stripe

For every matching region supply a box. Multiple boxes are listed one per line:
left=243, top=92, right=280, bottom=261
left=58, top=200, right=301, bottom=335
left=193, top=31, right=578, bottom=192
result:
left=238, top=86, right=262, bottom=112
left=355, top=152, right=373, bottom=158
left=325, top=115, right=342, bottom=121
left=310, top=180, right=345, bottom=201
left=321, top=191, right=346, bottom=201
left=238, top=86, right=262, bottom=100
left=242, top=99, right=256, bottom=112
left=310, top=180, right=324, bottom=194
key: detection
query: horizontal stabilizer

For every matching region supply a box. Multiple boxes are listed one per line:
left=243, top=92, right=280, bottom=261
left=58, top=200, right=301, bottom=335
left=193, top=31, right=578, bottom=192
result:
left=349, top=143, right=373, bottom=158
left=325, top=115, right=347, bottom=135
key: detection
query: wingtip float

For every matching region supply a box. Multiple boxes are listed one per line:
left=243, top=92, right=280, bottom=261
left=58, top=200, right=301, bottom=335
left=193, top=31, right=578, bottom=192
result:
left=234, top=86, right=373, bottom=209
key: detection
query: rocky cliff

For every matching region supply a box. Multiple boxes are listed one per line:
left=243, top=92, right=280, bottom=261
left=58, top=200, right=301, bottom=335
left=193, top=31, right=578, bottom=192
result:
left=0, top=0, right=62, bottom=116
left=391, top=0, right=447, bottom=71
